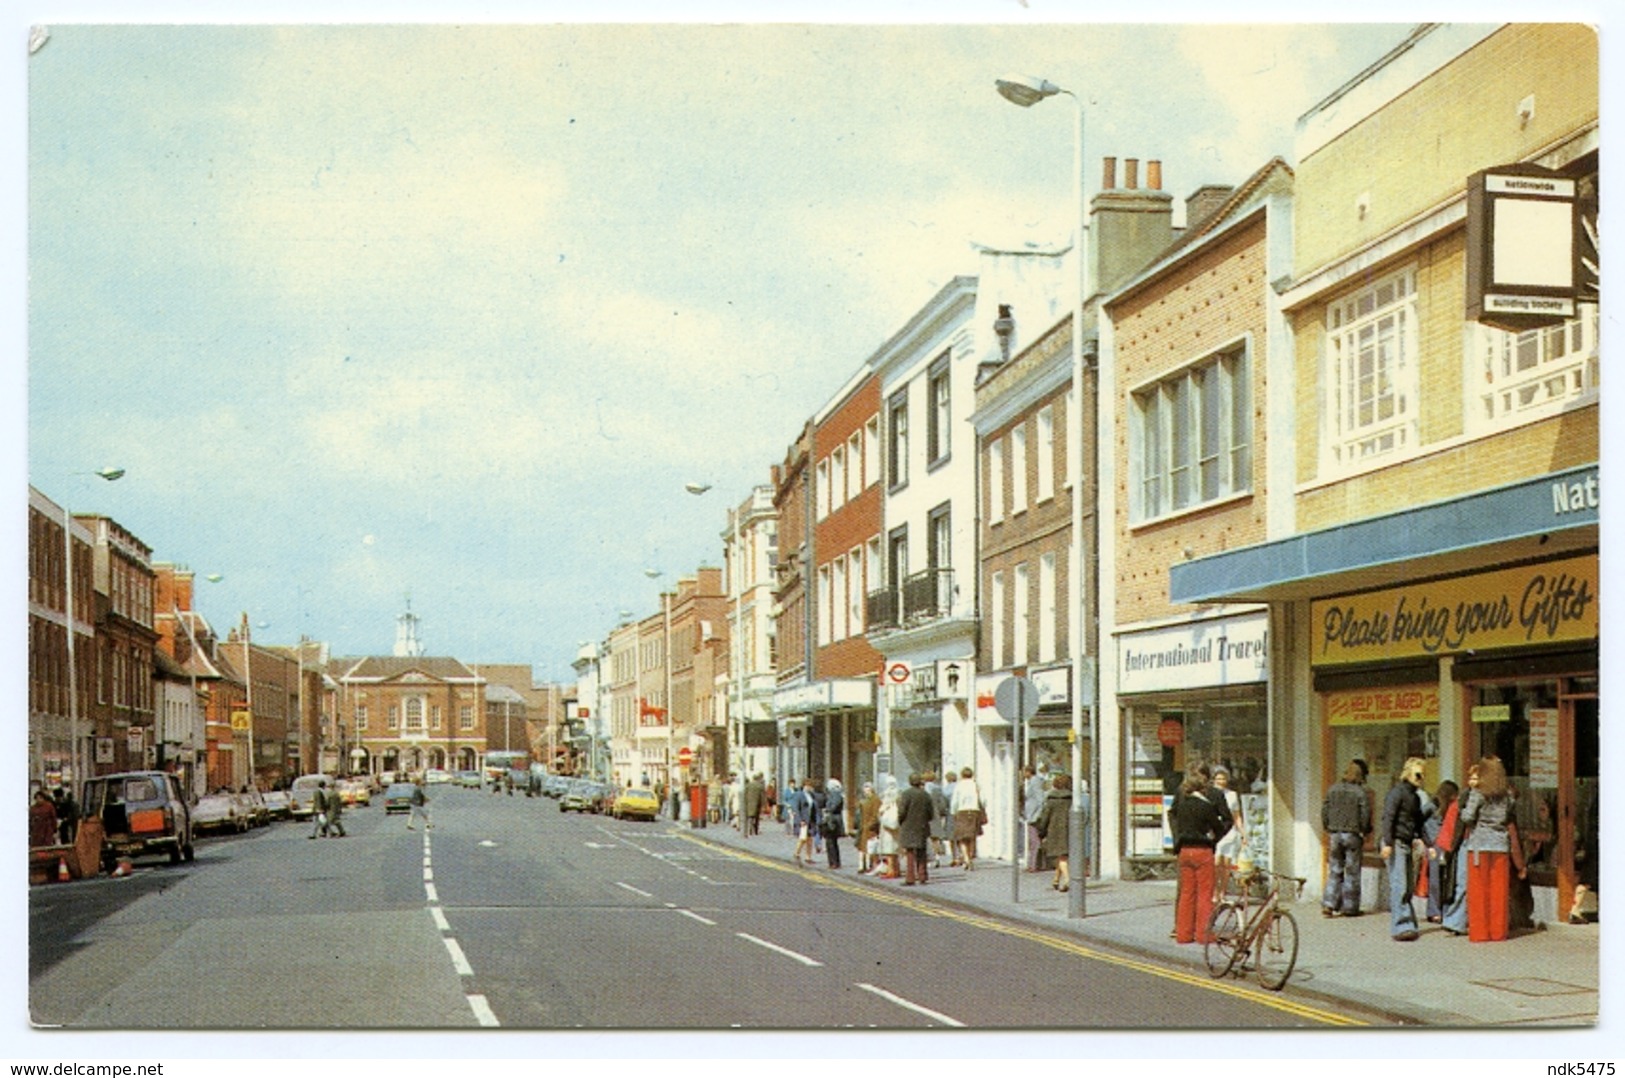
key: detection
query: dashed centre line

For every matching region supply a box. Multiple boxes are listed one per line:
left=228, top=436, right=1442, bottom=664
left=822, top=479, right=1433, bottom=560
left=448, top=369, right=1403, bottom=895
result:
left=420, top=828, right=501, bottom=1027
left=735, top=932, right=823, bottom=967
left=857, top=983, right=965, bottom=1027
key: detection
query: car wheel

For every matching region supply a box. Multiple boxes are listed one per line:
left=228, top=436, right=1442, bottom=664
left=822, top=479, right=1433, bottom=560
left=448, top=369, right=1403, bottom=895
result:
left=183, top=841, right=196, bottom=862
left=169, top=844, right=182, bottom=864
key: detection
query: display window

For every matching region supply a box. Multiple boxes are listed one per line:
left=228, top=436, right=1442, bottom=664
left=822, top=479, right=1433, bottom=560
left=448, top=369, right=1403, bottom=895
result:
left=1324, top=684, right=1440, bottom=832
left=1466, top=674, right=1598, bottom=901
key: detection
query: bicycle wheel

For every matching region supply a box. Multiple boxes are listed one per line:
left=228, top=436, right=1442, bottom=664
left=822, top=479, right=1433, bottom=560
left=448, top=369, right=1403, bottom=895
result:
left=1204, top=901, right=1244, bottom=977
left=1254, top=908, right=1299, bottom=990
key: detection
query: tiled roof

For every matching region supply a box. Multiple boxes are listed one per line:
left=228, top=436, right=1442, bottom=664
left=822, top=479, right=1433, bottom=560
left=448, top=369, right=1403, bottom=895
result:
left=343, top=656, right=479, bottom=682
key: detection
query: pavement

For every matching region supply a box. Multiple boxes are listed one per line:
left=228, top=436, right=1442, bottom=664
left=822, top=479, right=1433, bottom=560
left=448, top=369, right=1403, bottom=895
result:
left=675, top=814, right=1599, bottom=1028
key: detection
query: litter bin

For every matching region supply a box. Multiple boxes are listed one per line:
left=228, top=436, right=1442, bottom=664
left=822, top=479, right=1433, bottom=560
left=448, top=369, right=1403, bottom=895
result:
left=689, top=783, right=708, bottom=829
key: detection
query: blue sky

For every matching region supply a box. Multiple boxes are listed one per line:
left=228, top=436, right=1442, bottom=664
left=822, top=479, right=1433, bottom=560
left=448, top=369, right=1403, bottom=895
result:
left=13, top=8, right=1570, bottom=682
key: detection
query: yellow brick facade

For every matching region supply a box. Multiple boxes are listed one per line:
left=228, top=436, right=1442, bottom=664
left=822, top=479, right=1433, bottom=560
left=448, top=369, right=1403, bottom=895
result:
left=1112, top=216, right=1271, bottom=627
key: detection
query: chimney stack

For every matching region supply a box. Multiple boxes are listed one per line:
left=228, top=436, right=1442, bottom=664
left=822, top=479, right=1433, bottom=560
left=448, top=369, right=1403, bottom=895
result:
left=1124, top=158, right=1139, bottom=190
left=1102, top=156, right=1117, bottom=190
left=1089, top=152, right=1176, bottom=295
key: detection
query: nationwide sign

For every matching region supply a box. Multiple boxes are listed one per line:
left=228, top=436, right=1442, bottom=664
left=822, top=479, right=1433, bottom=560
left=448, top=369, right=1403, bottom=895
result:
left=1310, top=554, right=1597, bottom=666
left=1465, top=162, right=1586, bottom=332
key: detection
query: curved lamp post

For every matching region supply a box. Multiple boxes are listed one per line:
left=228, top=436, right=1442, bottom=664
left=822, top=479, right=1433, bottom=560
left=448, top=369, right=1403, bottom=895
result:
left=996, top=73, right=1092, bottom=919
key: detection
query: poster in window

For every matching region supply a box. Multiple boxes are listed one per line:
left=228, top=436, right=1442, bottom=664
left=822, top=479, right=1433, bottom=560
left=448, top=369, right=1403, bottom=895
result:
left=1527, top=707, right=1559, bottom=788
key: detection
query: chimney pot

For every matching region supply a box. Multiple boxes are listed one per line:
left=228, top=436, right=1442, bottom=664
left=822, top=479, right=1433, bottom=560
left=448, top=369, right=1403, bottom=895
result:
left=1102, top=156, right=1116, bottom=190
left=1125, top=158, right=1139, bottom=190
left=1147, top=160, right=1162, bottom=191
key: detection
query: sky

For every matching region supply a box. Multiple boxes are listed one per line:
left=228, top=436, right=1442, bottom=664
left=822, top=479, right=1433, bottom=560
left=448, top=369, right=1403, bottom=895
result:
left=12, top=6, right=1592, bottom=686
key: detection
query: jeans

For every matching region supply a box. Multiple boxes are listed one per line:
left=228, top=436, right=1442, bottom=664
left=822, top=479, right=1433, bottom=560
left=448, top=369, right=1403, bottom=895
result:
left=1323, top=831, right=1363, bottom=914
left=1387, top=844, right=1419, bottom=937
left=1442, top=848, right=1469, bottom=933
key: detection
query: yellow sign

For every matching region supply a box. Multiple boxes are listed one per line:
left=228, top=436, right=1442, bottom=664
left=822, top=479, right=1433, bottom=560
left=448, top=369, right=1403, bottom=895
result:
left=1326, top=686, right=1438, bottom=726
left=231, top=709, right=253, bottom=731
left=1310, top=555, right=1596, bottom=667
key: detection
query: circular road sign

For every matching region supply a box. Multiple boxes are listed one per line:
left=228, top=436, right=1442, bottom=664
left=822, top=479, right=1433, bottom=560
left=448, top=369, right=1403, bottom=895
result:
left=677, top=746, right=694, bottom=767
left=883, top=661, right=912, bottom=685
left=993, top=676, right=1041, bottom=722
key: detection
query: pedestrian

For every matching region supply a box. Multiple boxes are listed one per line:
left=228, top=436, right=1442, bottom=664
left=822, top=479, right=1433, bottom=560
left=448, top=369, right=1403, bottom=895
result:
left=1424, top=780, right=1460, bottom=923
left=1458, top=755, right=1526, bottom=942
left=809, top=779, right=827, bottom=856
left=820, top=778, right=846, bottom=869
left=1320, top=760, right=1374, bottom=917
left=855, top=781, right=880, bottom=873
left=782, top=778, right=800, bottom=836
left=742, top=773, right=765, bottom=838
left=309, top=780, right=332, bottom=839
left=927, top=770, right=952, bottom=868
left=791, top=779, right=818, bottom=866
left=874, top=777, right=901, bottom=879
left=950, top=766, right=983, bottom=870
left=30, top=788, right=59, bottom=849
left=1380, top=756, right=1428, bottom=941
left=1568, top=791, right=1598, bottom=924
left=325, top=780, right=347, bottom=838
left=53, top=786, right=79, bottom=846
left=1210, top=766, right=1246, bottom=901
left=1170, top=773, right=1228, bottom=944
left=896, top=773, right=935, bottom=885
left=1022, top=763, right=1048, bottom=872
left=407, top=777, right=432, bottom=831
left=726, top=773, right=742, bottom=830
left=1441, top=764, right=1479, bottom=936
left=1034, top=772, right=1073, bottom=892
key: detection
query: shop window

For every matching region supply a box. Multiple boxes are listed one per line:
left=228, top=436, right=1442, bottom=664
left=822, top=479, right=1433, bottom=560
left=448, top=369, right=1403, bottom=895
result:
left=1469, top=680, right=1562, bottom=883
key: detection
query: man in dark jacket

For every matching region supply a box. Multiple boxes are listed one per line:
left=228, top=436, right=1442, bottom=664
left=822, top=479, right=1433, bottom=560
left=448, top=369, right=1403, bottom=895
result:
left=742, top=774, right=765, bottom=837
left=1321, top=761, right=1374, bottom=917
left=896, top=773, right=936, bottom=886
left=1381, top=757, right=1428, bottom=941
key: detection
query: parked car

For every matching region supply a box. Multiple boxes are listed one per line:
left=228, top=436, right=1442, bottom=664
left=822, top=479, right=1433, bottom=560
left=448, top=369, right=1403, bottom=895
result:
left=383, top=782, right=416, bottom=815
left=192, top=793, right=247, bottom=834
left=236, top=787, right=270, bottom=827
left=543, top=773, right=571, bottom=799
left=261, top=790, right=293, bottom=819
left=611, top=787, right=660, bottom=822
left=338, top=778, right=371, bottom=806
left=79, top=771, right=195, bottom=867
left=379, top=770, right=397, bottom=787
left=456, top=770, right=483, bottom=788
left=425, top=768, right=452, bottom=785
left=289, top=774, right=336, bottom=819
left=559, top=779, right=598, bottom=813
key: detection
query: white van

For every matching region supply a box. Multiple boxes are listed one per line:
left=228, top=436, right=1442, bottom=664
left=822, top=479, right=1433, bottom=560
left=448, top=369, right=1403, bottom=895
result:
left=289, top=773, right=335, bottom=819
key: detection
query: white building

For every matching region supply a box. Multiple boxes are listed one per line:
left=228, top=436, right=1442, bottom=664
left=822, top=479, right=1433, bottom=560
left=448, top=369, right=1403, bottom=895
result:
left=721, top=485, right=778, bottom=781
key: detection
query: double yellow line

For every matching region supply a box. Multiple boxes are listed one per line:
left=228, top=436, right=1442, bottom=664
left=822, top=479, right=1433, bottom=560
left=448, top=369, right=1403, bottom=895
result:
left=676, top=831, right=1367, bottom=1028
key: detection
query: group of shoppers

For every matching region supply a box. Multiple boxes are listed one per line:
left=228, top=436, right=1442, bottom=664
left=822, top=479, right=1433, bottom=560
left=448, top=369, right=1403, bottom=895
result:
left=1320, top=753, right=1578, bottom=944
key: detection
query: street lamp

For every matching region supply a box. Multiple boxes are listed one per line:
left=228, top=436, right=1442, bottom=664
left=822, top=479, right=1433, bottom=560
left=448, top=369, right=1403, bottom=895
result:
left=996, top=72, right=1092, bottom=918
left=683, top=481, right=713, bottom=495
left=63, top=466, right=124, bottom=787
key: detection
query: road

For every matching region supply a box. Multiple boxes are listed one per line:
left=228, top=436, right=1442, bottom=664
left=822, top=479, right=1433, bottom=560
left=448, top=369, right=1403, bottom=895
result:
left=29, top=785, right=1378, bottom=1029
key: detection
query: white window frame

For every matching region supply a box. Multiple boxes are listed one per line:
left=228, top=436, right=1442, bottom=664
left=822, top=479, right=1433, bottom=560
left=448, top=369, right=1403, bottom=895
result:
left=849, top=548, right=864, bottom=635
left=815, top=459, right=830, bottom=520
left=1468, top=303, right=1599, bottom=434
left=990, top=570, right=1007, bottom=670
left=1324, top=267, right=1419, bottom=473
left=1011, top=424, right=1028, bottom=514
left=1038, top=552, right=1057, bottom=663
left=1013, top=562, right=1030, bottom=667
left=831, top=445, right=846, bottom=512
left=888, top=390, right=909, bottom=490
left=1037, top=405, right=1055, bottom=503
left=816, top=564, right=832, bottom=647
left=847, top=432, right=863, bottom=502
left=1132, top=340, right=1253, bottom=522
left=831, top=556, right=847, bottom=640
left=927, top=356, right=952, bottom=464
left=864, top=416, right=880, bottom=487
left=988, top=438, right=1005, bottom=524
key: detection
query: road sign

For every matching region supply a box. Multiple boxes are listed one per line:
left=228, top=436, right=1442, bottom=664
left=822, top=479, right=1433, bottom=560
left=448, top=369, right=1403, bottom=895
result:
left=677, top=746, right=694, bottom=767
left=993, top=676, right=1040, bottom=722
left=881, top=660, right=912, bottom=685
left=231, top=708, right=252, bottom=731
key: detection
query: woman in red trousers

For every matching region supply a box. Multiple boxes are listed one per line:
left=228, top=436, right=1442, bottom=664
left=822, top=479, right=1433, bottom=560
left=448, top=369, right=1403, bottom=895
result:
left=1460, top=755, right=1526, bottom=942
left=1170, top=774, right=1227, bottom=943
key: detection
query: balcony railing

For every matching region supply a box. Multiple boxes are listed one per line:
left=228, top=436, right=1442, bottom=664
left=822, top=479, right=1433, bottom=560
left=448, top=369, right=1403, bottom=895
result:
left=866, top=568, right=954, bottom=632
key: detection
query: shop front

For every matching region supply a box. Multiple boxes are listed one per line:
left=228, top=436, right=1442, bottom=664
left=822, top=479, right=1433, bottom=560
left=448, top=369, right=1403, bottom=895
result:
left=773, top=678, right=874, bottom=790
left=1117, top=610, right=1271, bottom=879
left=1311, top=553, right=1598, bottom=923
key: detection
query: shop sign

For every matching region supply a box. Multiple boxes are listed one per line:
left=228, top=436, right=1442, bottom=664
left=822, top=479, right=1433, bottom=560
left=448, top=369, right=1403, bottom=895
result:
left=1326, top=686, right=1438, bottom=727
left=1030, top=666, right=1071, bottom=707
left=1311, top=554, right=1597, bottom=667
left=127, top=728, right=144, bottom=755
left=1528, top=708, right=1559, bottom=788
left=1465, top=162, right=1590, bottom=333
left=1118, top=612, right=1268, bottom=695
left=95, top=738, right=114, bottom=764
left=1471, top=704, right=1511, bottom=724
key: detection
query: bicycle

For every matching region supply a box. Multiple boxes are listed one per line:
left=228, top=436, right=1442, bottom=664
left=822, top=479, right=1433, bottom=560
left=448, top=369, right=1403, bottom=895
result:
left=1203, top=867, right=1306, bottom=991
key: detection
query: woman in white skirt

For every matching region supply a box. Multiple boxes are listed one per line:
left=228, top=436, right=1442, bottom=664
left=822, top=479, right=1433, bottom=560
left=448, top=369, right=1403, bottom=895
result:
left=1210, top=766, right=1246, bottom=899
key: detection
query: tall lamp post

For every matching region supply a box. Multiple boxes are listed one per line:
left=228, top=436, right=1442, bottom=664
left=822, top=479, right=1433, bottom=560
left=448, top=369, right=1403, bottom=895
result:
left=63, top=466, right=124, bottom=788
left=996, top=73, right=1092, bottom=918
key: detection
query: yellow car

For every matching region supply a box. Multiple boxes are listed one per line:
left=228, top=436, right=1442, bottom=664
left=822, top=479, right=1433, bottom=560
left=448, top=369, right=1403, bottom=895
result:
left=338, top=779, right=371, bottom=806
left=611, top=787, right=661, bottom=822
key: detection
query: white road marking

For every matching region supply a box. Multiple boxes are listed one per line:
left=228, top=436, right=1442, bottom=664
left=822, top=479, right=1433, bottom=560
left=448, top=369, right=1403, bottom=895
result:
left=431, top=907, right=450, bottom=932
left=443, top=936, right=474, bottom=976
left=479, top=840, right=498, bottom=847
left=678, top=909, right=717, bottom=925
left=735, top=932, right=822, bottom=967
left=583, top=842, right=617, bottom=848
left=857, top=983, right=966, bottom=1027
left=467, top=994, right=500, bottom=1027
left=425, top=882, right=439, bottom=903
left=423, top=866, right=434, bottom=880
left=615, top=881, right=653, bottom=897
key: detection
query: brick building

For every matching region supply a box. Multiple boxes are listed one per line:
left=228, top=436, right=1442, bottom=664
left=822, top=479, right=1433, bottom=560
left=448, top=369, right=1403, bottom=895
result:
left=337, top=656, right=487, bottom=777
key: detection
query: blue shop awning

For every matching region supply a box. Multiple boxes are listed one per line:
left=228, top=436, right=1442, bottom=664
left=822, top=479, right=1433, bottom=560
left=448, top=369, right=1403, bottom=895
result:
left=1170, top=464, right=1598, bottom=604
